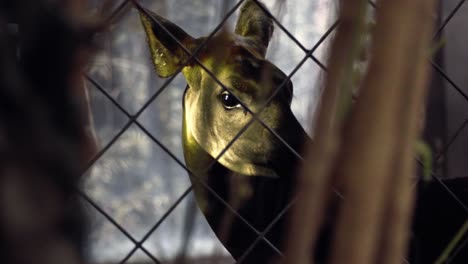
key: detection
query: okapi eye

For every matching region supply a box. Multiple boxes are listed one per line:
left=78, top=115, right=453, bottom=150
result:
left=220, top=91, right=241, bottom=110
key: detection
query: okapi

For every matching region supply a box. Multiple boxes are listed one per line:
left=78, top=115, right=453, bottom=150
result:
left=133, top=0, right=467, bottom=263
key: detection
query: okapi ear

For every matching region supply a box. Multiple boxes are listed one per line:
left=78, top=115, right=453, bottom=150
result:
left=134, top=2, right=197, bottom=77
left=234, top=0, right=274, bottom=57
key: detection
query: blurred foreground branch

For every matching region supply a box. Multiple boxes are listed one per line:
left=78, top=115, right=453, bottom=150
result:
left=284, top=0, right=436, bottom=263
left=282, top=0, right=368, bottom=263
left=0, top=0, right=98, bottom=263
left=330, top=1, right=436, bottom=263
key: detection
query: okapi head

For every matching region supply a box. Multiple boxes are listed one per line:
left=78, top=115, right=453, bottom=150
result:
left=135, top=0, right=308, bottom=178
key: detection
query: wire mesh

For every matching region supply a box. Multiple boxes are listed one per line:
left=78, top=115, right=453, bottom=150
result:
left=2, top=0, right=466, bottom=263
left=80, top=0, right=468, bottom=263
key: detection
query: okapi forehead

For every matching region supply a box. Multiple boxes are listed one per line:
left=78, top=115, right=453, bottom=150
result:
left=197, top=33, right=293, bottom=104
left=231, top=55, right=293, bottom=104
left=230, top=37, right=293, bottom=104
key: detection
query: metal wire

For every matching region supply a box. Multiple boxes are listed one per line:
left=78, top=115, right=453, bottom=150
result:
left=433, top=0, right=467, bottom=40
left=80, top=0, right=468, bottom=263
left=83, top=2, right=344, bottom=260
left=435, top=115, right=468, bottom=163
left=85, top=71, right=284, bottom=259
left=367, top=0, right=468, bottom=211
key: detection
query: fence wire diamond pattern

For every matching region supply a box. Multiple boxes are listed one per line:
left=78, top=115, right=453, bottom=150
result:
left=82, top=0, right=468, bottom=263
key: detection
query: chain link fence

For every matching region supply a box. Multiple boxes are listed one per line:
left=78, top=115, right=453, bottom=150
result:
left=82, top=0, right=467, bottom=263
left=2, top=0, right=467, bottom=263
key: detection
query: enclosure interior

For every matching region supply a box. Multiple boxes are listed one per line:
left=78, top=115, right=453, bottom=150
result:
left=77, top=0, right=468, bottom=263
